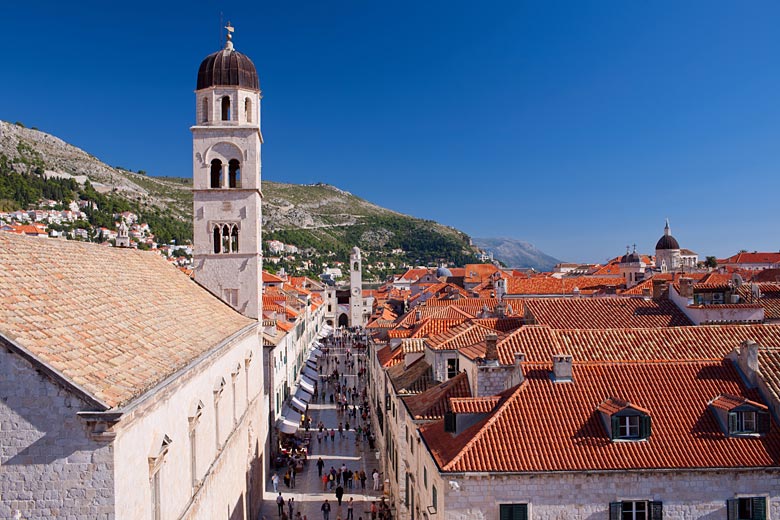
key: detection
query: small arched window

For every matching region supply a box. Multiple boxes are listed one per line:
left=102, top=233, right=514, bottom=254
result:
left=230, top=226, right=239, bottom=253
left=202, top=97, right=209, bottom=123
left=210, top=159, right=222, bottom=188
left=221, top=96, right=231, bottom=121
left=213, top=226, right=221, bottom=254
left=222, top=225, right=230, bottom=253
left=244, top=98, right=252, bottom=123
left=228, top=159, right=241, bottom=188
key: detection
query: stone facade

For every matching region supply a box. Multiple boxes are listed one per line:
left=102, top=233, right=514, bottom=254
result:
left=0, top=347, right=115, bottom=520
left=431, top=469, right=780, bottom=519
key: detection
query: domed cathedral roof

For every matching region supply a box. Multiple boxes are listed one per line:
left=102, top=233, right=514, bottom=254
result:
left=620, top=245, right=642, bottom=264
left=196, top=24, right=259, bottom=91
left=655, top=219, right=680, bottom=250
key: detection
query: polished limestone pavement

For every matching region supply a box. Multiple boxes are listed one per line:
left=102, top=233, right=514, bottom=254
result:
left=260, top=346, right=385, bottom=519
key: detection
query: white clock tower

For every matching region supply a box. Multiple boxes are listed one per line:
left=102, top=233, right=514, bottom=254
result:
left=191, top=25, right=263, bottom=319
left=349, top=247, right=363, bottom=326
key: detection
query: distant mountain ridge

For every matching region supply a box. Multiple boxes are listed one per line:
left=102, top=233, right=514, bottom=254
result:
left=0, top=120, right=561, bottom=271
left=473, top=237, right=561, bottom=271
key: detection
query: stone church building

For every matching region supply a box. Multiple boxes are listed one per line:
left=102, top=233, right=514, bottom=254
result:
left=0, top=28, right=268, bottom=519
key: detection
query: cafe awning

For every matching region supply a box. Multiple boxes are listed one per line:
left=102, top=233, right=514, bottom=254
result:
left=295, top=387, right=312, bottom=403
left=290, top=395, right=308, bottom=414
left=303, top=366, right=319, bottom=380
left=299, top=377, right=315, bottom=395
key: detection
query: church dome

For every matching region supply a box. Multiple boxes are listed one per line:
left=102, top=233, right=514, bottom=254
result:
left=620, top=251, right=641, bottom=264
left=436, top=266, right=453, bottom=278
left=655, top=234, right=680, bottom=250
left=197, top=39, right=259, bottom=91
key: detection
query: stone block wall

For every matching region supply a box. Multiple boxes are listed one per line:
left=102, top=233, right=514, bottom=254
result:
left=436, top=469, right=780, bottom=519
left=0, top=347, right=115, bottom=519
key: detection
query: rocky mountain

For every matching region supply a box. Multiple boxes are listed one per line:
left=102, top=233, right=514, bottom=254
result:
left=472, top=237, right=562, bottom=272
left=0, top=121, right=476, bottom=268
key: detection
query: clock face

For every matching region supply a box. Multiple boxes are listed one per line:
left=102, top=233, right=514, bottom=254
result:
left=352, top=287, right=360, bottom=295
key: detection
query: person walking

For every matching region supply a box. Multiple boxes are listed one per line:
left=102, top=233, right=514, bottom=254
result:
left=322, top=473, right=329, bottom=492
left=317, top=457, right=325, bottom=477
left=330, top=428, right=335, bottom=442
left=276, top=493, right=284, bottom=516
left=359, top=470, right=366, bottom=490
left=284, top=470, right=291, bottom=488
left=290, top=468, right=296, bottom=488
left=271, top=472, right=279, bottom=493
left=288, top=497, right=295, bottom=518
left=335, top=484, right=344, bottom=506
left=346, top=497, right=354, bottom=520
left=321, top=499, right=332, bottom=520
left=372, top=469, right=380, bottom=491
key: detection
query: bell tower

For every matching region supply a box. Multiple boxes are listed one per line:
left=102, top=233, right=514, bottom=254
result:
left=191, top=24, right=263, bottom=319
left=349, top=247, right=363, bottom=327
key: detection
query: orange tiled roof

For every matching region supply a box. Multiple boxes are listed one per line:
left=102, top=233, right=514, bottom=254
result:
left=388, top=356, right=435, bottom=394
left=488, top=324, right=780, bottom=365
left=403, top=372, right=472, bottom=420
left=263, top=271, right=285, bottom=283
left=709, top=394, right=767, bottom=412
left=449, top=396, right=500, bottom=414
left=758, top=347, right=780, bottom=404
left=377, top=344, right=405, bottom=368
left=0, top=232, right=254, bottom=409
left=472, top=317, right=525, bottom=332
left=426, top=321, right=506, bottom=351
left=524, top=297, right=692, bottom=329
left=464, top=263, right=500, bottom=284
left=422, top=360, right=780, bottom=472
left=721, top=252, right=780, bottom=265
left=506, top=276, right=624, bottom=295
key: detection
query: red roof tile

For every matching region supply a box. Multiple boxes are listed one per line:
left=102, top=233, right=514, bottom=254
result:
left=422, top=360, right=780, bottom=472
left=403, top=372, right=472, bottom=420
left=524, top=297, right=692, bottom=329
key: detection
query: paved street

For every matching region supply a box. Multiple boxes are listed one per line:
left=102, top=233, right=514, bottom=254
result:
left=259, top=340, right=385, bottom=519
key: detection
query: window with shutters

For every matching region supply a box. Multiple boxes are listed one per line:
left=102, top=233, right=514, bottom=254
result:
left=709, top=394, right=771, bottom=437
left=729, top=410, right=765, bottom=435
left=499, top=503, right=528, bottom=520
left=609, top=501, right=663, bottom=520
left=610, top=413, right=651, bottom=441
left=431, top=485, right=438, bottom=512
left=727, top=497, right=767, bottom=520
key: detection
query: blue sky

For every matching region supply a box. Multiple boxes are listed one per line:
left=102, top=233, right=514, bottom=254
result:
left=2, top=1, right=779, bottom=262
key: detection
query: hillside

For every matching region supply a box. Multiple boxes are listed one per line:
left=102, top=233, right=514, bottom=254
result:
left=0, top=121, right=477, bottom=272
left=472, top=237, right=562, bottom=271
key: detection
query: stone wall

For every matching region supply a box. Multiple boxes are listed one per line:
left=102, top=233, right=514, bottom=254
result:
left=435, top=469, right=780, bottom=519
left=0, top=347, right=115, bottom=519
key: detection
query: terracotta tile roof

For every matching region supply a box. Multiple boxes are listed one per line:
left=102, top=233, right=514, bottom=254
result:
left=596, top=397, right=651, bottom=416
left=263, top=271, right=285, bottom=283
left=276, top=320, right=294, bottom=332
left=388, top=356, right=435, bottom=394
left=422, top=360, right=780, bottom=472
left=403, top=372, right=472, bottom=420
left=757, top=347, right=780, bottom=404
left=0, top=232, right=254, bottom=409
left=721, top=252, right=780, bottom=265
left=492, top=324, right=780, bottom=365
left=464, top=264, right=500, bottom=284
left=426, top=322, right=507, bottom=351
left=620, top=278, right=655, bottom=296
left=377, top=344, right=405, bottom=368
left=449, top=396, right=500, bottom=414
left=397, top=268, right=431, bottom=282
left=524, top=297, right=692, bottom=329
left=472, top=317, right=525, bottom=332
left=591, top=263, right=622, bottom=276
left=506, top=276, right=624, bottom=296
left=737, top=283, right=780, bottom=320
left=401, top=338, right=426, bottom=353
left=708, top=394, right=767, bottom=412
left=410, top=317, right=471, bottom=338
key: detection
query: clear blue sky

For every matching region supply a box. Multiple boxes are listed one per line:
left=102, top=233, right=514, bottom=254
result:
left=2, top=0, right=779, bottom=262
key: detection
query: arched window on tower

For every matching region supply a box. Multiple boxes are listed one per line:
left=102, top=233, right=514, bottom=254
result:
left=213, top=226, right=221, bottom=254
left=230, top=226, right=239, bottom=253
left=221, top=96, right=231, bottom=121
left=210, top=159, right=223, bottom=188
left=202, top=97, right=209, bottom=123
left=244, top=98, right=252, bottom=123
left=228, top=159, right=241, bottom=188
left=222, top=225, right=230, bottom=253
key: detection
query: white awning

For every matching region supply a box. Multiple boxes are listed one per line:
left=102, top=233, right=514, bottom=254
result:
left=303, top=366, right=319, bottom=380
left=311, top=348, right=324, bottom=358
left=299, top=377, right=315, bottom=395
left=306, top=355, right=318, bottom=366
left=295, top=387, right=312, bottom=403
left=281, top=406, right=302, bottom=425
left=276, top=418, right=299, bottom=435
left=290, top=396, right=308, bottom=414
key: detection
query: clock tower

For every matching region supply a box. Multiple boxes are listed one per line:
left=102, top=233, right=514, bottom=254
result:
left=349, top=247, right=363, bottom=327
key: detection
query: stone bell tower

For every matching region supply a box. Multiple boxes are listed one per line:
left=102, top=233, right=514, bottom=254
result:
left=191, top=24, right=263, bottom=319
left=349, top=247, right=363, bottom=327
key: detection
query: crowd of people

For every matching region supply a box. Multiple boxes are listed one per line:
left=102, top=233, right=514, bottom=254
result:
left=267, top=326, right=392, bottom=520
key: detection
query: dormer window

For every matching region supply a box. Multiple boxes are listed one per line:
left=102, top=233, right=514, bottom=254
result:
left=598, top=398, right=651, bottom=441
left=709, top=394, right=770, bottom=437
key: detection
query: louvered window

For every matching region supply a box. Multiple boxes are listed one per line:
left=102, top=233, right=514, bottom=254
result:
left=727, top=497, right=767, bottom=520
left=499, top=504, right=528, bottom=520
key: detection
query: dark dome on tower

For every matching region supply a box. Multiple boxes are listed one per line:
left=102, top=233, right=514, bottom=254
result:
left=655, top=234, right=680, bottom=250
left=197, top=45, right=259, bottom=91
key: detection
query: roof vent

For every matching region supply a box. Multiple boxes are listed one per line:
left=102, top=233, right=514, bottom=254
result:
left=485, top=333, right=499, bottom=361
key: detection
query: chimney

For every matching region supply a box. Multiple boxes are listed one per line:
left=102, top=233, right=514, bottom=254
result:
left=737, top=339, right=760, bottom=386
left=652, top=278, right=668, bottom=300
left=512, top=352, right=526, bottom=386
left=642, top=287, right=652, bottom=300
left=552, top=354, right=573, bottom=382
left=485, top=333, right=498, bottom=361
left=679, top=277, right=694, bottom=299
left=415, top=309, right=422, bottom=321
